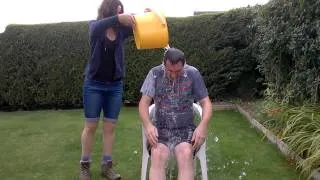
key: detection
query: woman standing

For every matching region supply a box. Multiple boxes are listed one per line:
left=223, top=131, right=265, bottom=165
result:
left=79, top=0, right=136, bottom=179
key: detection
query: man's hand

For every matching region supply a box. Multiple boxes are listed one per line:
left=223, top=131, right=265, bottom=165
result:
left=145, top=123, right=158, bottom=147
left=118, top=14, right=135, bottom=27
left=191, top=123, right=207, bottom=150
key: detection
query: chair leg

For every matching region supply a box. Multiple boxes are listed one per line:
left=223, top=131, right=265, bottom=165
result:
left=199, top=153, right=208, bottom=180
left=141, top=154, right=149, bottom=180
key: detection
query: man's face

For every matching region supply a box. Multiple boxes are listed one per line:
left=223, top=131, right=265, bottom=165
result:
left=164, top=60, right=184, bottom=80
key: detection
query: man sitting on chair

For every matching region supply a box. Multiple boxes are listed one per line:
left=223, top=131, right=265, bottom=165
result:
left=139, top=47, right=213, bottom=180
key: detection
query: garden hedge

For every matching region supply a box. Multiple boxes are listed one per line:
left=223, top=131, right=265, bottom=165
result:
left=0, top=7, right=260, bottom=110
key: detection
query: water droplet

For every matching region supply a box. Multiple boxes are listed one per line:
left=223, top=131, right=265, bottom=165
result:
left=213, top=136, right=219, bottom=142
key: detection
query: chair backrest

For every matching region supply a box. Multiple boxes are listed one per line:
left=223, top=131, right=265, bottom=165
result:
left=148, top=103, right=202, bottom=124
left=148, top=104, right=156, bottom=122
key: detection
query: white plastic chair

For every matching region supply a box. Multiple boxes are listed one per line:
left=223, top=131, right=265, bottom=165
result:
left=141, top=103, right=208, bottom=180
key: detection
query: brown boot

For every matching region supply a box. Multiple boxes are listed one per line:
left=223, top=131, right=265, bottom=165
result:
left=101, top=161, right=121, bottom=180
left=79, top=161, right=91, bottom=180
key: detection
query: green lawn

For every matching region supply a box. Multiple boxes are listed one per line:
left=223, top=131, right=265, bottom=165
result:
left=0, top=108, right=299, bottom=180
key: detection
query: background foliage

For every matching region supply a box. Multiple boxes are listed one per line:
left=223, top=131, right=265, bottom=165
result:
left=0, top=8, right=260, bottom=110
left=1, top=0, right=319, bottom=177
left=255, top=0, right=320, bottom=104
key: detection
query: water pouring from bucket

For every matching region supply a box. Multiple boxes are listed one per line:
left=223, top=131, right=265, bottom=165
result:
left=133, top=10, right=169, bottom=49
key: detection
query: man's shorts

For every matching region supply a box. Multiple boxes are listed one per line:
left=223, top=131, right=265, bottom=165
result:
left=83, top=80, right=123, bottom=124
left=148, top=126, right=197, bottom=155
left=157, top=127, right=195, bottom=148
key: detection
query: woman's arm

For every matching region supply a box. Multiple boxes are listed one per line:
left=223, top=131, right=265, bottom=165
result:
left=89, top=16, right=119, bottom=37
left=122, top=26, right=133, bottom=38
left=89, top=14, right=134, bottom=37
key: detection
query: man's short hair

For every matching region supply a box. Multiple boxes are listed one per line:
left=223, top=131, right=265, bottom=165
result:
left=163, top=48, right=186, bottom=65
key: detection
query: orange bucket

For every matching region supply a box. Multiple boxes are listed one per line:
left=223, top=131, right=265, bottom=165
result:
left=133, top=11, right=169, bottom=49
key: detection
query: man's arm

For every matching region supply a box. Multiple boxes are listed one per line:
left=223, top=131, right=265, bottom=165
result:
left=191, top=96, right=212, bottom=149
left=199, top=96, right=212, bottom=127
left=139, top=95, right=153, bottom=128
left=139, top=95, right=158, bottom=146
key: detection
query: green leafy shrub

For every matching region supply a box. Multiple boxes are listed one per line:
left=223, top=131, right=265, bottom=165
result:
left=255, top=0, right=320, bottom=104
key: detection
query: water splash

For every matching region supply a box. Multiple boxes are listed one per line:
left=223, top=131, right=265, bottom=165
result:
left=213, top=136, right=219, bottom=143
left=239, top=171, right=247, bottom=179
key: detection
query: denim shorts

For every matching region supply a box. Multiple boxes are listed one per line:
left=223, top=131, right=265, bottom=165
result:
left=83, top=80, right=123, bottom=123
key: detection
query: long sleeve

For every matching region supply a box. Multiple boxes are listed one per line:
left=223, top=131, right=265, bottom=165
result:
left=89, top=16, right=119, bottom=38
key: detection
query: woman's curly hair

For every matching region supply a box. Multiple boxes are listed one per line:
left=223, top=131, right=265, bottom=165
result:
left=97, top=0, right=124, bottom=20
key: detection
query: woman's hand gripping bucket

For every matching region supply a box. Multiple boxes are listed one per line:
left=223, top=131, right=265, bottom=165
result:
left=133, top=10, right=169, bottom=49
